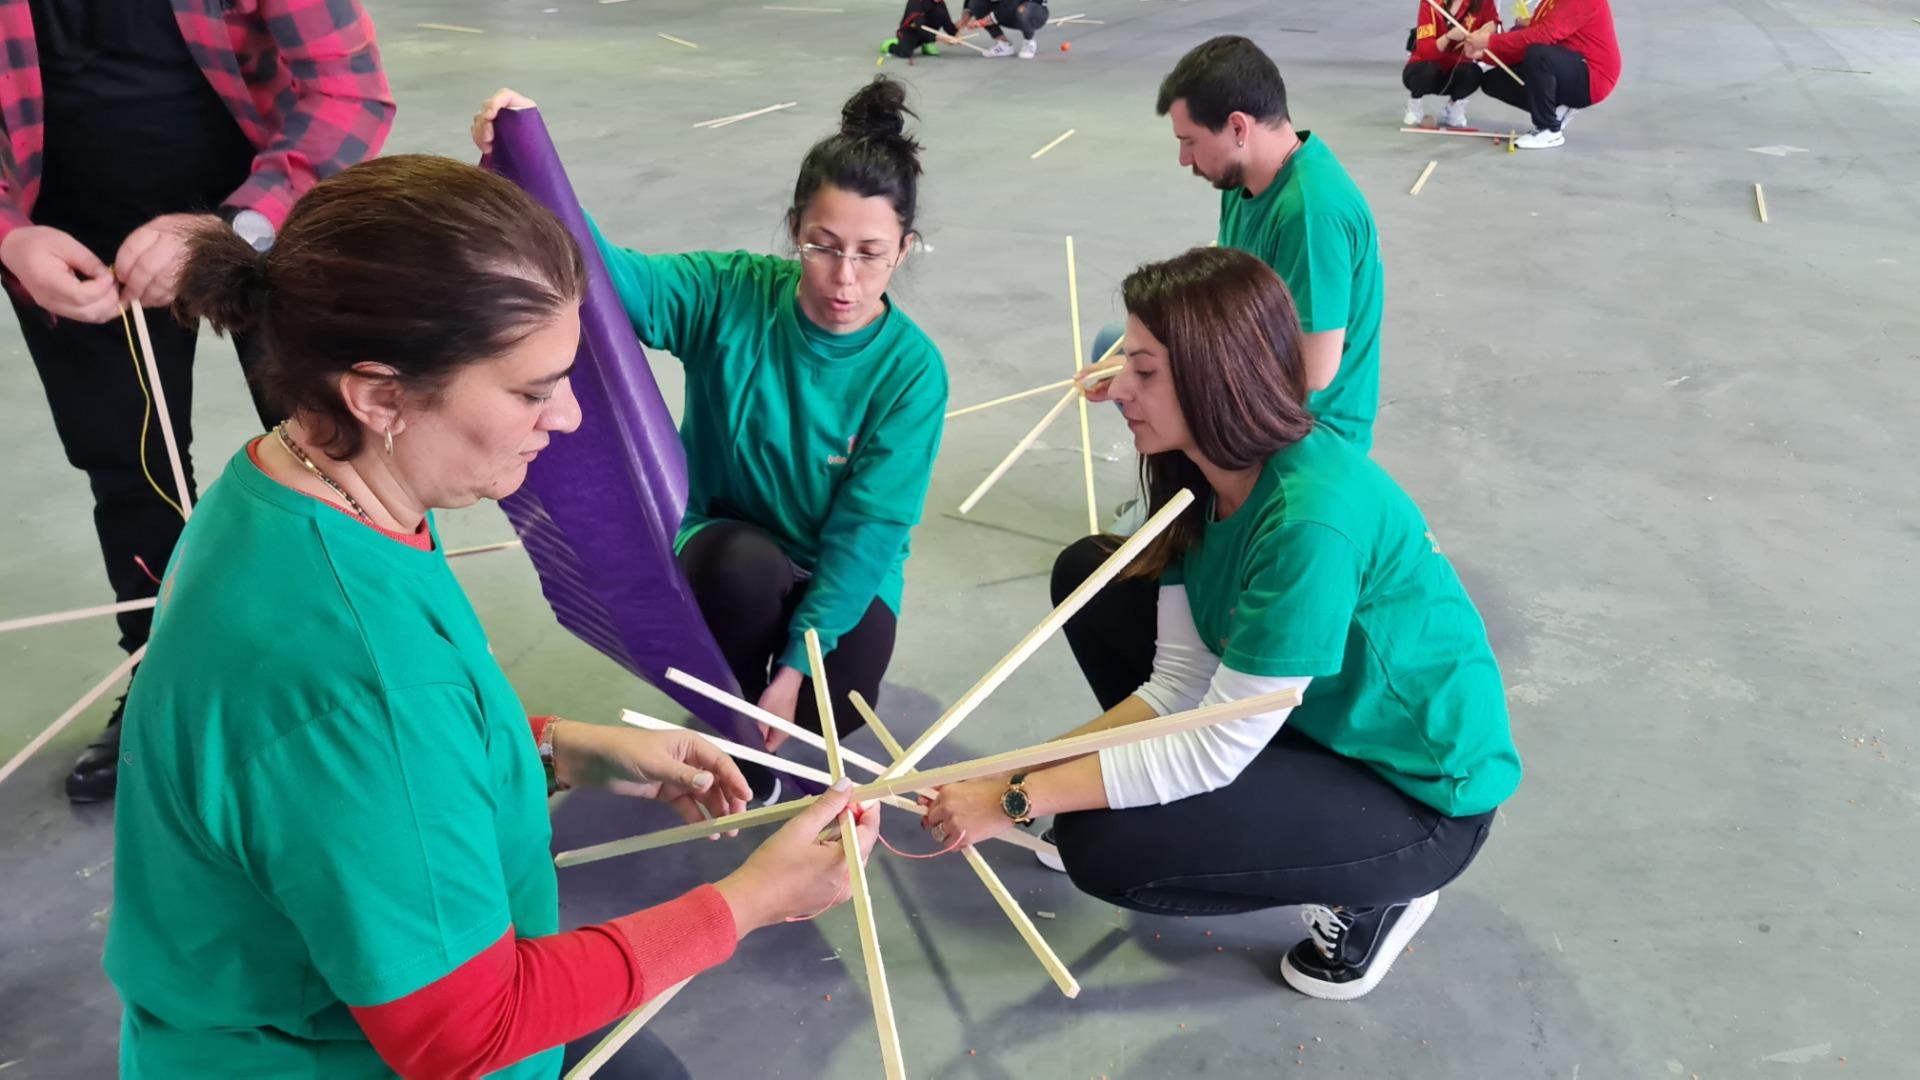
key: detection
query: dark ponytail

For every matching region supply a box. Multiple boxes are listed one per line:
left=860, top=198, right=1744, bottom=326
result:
left=173, top=227, right=271, bottom=338
left=790, top=76, right=923, bottom=237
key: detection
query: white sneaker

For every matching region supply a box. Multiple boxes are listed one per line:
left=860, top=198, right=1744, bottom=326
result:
left=1018, top=38, right=1038, bottom=59
left=1441, top=99, right=1469, bottom=129
left=982, top=39, right=1014, bottom=57
left=1402, top=97, right=1423, bottom=127
left=1515, top=127, right=1565, bottom=149
left=1035, top=827, right=1065, bottom=872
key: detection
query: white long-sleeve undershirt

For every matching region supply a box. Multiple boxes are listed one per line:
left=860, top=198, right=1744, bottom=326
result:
left=1097, top=584, right=1310, bottom=810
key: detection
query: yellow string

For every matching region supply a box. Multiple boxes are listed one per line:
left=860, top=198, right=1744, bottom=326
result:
left=121, top=308, right=188, bottom=521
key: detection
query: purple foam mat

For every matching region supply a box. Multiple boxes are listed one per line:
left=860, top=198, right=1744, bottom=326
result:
left=484, top=107, right=768, bottom=757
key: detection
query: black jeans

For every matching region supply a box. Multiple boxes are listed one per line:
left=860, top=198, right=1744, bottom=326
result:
left=966, top=0, right=1046, bottom=39
left=1480, top=43, right=1593, bottom=131
left=19, top=94, right=275, bottom=655
left=1403, top=60, right=1485, bottom=100
left=1047, top=536, right=1494, bottom=914
left=676, top=520, right=896, bottom=747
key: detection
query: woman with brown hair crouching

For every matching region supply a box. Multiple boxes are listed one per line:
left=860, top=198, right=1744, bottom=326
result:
left=103, top=155, right=877, bottom=1079
left=926, top=247, right=1521, bottom=1001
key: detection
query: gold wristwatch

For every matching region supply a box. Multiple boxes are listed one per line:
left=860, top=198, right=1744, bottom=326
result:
left=1000, top=772, right=1035, bottom=826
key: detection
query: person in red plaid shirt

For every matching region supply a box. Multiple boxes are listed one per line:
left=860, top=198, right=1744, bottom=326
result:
left=0, top=0, right=393, bottom=802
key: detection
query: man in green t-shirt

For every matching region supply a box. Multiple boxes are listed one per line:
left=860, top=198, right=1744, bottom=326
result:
left=1155, top=36, right=1386, bottom=451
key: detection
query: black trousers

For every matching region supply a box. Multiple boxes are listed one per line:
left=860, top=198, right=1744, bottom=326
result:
left=1403, top=60, right=1485, bottom=100
left=1047, top=536, right=1494, bottom=914
left=677, top=520, right=895, bottom=756
left=19, top=95, right=275, bottom=655
left=891, top=25, right=936, bottom=55
left=1480, top=43, right=1593, bottom=131
left=966, top=0, right=1046, bottom=38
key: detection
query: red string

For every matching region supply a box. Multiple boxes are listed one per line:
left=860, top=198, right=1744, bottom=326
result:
left=134, top=555, right=162, bottom=586
left=878, top=828, right=968, bottom=860
left=782, top=807, right=968, bottom=921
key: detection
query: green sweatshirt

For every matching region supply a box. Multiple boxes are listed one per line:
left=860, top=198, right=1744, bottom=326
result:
left=591, top=221, right=947, bottom=673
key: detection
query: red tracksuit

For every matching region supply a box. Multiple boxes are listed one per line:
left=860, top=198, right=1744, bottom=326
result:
left=1483, top=0, right=1622, bottom=103
left=1408, top=0, right=1502, bottom=72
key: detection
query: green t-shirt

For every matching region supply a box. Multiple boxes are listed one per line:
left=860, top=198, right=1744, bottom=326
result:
left=1217, top=132, right=1385, bottom=451
left=1164, top=428, right=1520, bottom=816
left=105, top=448, right=561, bottom=1079
left=592, top=222, right=948, bottom=673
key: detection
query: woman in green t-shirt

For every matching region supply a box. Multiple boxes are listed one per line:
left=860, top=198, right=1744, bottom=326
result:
left=926, top=247, right=1521, bottom=1002
left=106, top=156, right=880, bottom=1079
left=475, top=80, right=947, bottom=798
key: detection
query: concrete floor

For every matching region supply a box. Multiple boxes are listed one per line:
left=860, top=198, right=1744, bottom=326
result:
left=3, top=0, right=1917, bottom=1076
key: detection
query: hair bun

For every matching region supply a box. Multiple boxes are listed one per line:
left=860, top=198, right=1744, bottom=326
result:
left=841, top=75, right=914, bottom=143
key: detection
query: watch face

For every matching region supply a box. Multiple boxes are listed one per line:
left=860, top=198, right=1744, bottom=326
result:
left=1003, top=787, right=1032, bottom=821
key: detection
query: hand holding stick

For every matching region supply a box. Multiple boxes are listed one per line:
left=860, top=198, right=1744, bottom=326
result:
left=1424, top=0, right=1522, bottom=84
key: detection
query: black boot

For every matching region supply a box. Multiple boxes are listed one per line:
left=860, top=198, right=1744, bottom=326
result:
left=65, top=690, right=129, bottom=803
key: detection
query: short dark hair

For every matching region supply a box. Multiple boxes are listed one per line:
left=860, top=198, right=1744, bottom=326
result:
left=791, top=76, right=924, bottom=238
left=1155, top=35, right=1290, bottom=131
left=1118, top=246, right=1314, bottom=578
left=174, top=155, right=585, bottom=458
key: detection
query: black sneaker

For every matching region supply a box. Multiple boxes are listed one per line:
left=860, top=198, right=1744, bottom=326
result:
left=66, top=690, right=130, bottom=803
left=1279, top=891, right=1438, bottom=1000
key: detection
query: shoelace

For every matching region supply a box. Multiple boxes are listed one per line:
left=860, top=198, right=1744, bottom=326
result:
left=1301, top=904, right=1353, bottom=960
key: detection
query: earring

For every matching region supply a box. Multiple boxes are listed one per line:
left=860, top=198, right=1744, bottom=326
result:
left=384, top=426, right=394, bottom=456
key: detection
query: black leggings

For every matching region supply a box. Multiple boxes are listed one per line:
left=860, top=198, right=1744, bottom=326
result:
left=1047, top=536, right=1494, bottom=914
left=966, top=0, right=1046, bottom=39
left=1403, top=60, right=1484, bottom=100
left=1480, top=43, right=1593, bottom=131
left=676, top=520, right=895, bottom=746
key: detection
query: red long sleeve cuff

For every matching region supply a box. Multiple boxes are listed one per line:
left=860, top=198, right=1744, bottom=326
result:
left=350, top=886, right=738, bottom=1080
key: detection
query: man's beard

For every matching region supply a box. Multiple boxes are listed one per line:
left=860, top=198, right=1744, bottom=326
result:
left=1203, top=160, right=1245, bottom=191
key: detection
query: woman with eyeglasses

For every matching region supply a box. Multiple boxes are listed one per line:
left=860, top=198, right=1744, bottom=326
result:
left=474, top=78, right=945, bottom=795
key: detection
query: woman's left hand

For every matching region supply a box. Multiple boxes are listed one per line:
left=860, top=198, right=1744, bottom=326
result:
left=923, top=776, right=1018, bottom=848
left=551, top=721, right=752, bottom=831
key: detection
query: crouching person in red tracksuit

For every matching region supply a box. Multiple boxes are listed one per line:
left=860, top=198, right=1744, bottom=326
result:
left=1402, top=0, right=1501, bottom=130
left=1463, top=0, right=1622, bottom=149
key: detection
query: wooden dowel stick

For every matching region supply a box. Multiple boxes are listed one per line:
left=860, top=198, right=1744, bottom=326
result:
left=1030, top=129, right=1076, bottom=160
left=887, top=489, right=1194, bottom=777
left=1398, top=126, right=1510, bottom=139
left=130, top=301, right=192, bottom=518
left=946, top=378, right=1078, bottom=419
left=848, top=693, right=1081, bottom=998
left=646, top=683, right=1035, bottom=850
left=417, top=22, right=484, bottom=33
left=957, top=386, right=1080, bottom=514
left=620, top=710, right=954, bottom=821
left=1754, top=184, right=1769, bottom=223
left=554, top=684, right=1299, bottom=867
left=1409, top=160, right=1438, bottom=196
left=658, top=33, right=699, bottom=48
left=1066, top=237, right=1098, bottom=536
left=806, top=631, right=845, bottom=783
left=0, top=597, right=156, bottom=635
left=0, top=646, right=145, bottom=786
left=696, top=102, right=797, bottom=129
left=812, top=635, right=908, bottom=1080
left=563, top=978, right=693, bottom=1079
left=1423, top=0, right=1522, bottom=84
left=666, top=668, right=891, bottom=777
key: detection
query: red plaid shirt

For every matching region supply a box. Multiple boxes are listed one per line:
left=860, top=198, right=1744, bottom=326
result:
left=0, top=0, right=394, bottom=242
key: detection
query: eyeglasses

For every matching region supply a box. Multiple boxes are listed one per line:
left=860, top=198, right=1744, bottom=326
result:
left=799, top=243, right=896, bottom=276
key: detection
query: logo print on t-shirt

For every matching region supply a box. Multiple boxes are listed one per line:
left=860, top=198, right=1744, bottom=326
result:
left=829, top=434, right=857, bottom=466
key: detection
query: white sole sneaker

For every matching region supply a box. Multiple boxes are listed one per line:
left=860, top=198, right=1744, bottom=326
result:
left=1280, top=891, right=1438, bottom=1001
left=1035, top=827, right=1066, bottom=872
left=1018, top=40, right=1038, bottom=59
left=1515, top=128, right=1565, bottom=149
